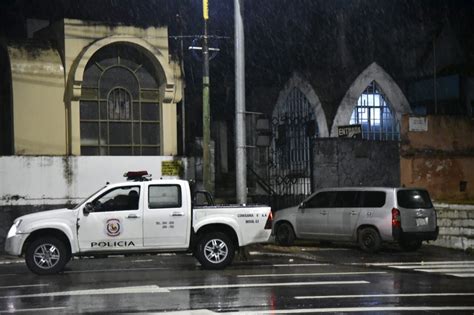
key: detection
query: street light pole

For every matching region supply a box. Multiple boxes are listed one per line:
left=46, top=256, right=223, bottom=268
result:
left=202, top=0, right=212, bottom=192
left=234, top=0, right=247, bottom=204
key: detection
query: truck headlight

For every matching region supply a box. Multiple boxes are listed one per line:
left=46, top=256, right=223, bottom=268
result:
left=7, top=219, right=22, bottom=238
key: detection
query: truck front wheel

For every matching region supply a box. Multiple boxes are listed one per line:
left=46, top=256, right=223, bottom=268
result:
left=195, top=232, right=235, bottom=269
left=25, top=237, right=69, bottom=275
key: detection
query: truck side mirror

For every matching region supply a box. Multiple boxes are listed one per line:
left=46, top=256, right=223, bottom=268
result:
left=83, top=203, right=94, bottom=215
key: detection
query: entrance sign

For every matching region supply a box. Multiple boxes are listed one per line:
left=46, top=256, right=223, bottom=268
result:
left=338, top=124, right=362, bottom=139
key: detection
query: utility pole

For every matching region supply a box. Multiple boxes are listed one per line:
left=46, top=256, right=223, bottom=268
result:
left=202, top=0, right=212, bottom=192
left=234, top=0, right=247, bottom=204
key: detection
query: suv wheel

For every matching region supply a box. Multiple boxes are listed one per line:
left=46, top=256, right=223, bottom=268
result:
left=358, top=227, right=382, bottom=253
left=25, top=237, right=69, bottom=275
left=400, top=239, right=422, bottom=252
left=275, top=222, right=295, bottom=246
left=195, top=232, right=235, bottom=269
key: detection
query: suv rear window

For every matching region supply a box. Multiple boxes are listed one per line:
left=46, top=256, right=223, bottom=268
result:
left=397, top=189, right=433, bottom=209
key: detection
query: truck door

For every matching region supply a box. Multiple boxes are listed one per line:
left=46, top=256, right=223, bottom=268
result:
left=77, top=185, right=143, bottom=251
left=143, top=183, right=190, bottom=248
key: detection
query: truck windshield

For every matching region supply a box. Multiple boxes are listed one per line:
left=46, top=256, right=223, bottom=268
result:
left=397, top=189, right=433, bottom=209
left=70, top=186, right=107, bottom=209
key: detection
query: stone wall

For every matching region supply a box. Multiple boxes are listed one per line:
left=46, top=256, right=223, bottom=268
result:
left=312, top=138, right=400, bottom=189
left=433, top=204, right=474, bottom=251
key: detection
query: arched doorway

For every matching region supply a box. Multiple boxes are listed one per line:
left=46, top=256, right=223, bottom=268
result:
left=268, top=74, right=326, bottom=208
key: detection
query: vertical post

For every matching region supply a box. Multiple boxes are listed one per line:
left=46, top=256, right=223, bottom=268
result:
left=234, top=0, right=247, bottom=204
left=202, top=0, right=212, bottom=192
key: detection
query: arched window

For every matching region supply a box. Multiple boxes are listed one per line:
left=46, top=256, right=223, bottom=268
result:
left=80, top=44, right=161, bottom=155
left=350, top=81, right=400, bottom=140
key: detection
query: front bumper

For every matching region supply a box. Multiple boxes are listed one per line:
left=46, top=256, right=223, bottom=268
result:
left=4, top=233, right=29, bottom=256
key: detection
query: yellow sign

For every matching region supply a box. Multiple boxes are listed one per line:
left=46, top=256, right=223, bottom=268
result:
left=203, top=0, right=209, bottom=20
left=162, top=160, right=183, bottom=176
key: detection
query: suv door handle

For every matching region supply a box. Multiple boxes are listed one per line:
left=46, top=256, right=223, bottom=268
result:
left=320, top=211, right=327, bottom=215
left=171, top=212, right=185, bottom=217
left=127, top=214, right=140, bottom=219
left=350, top=211, right=358, bottom=215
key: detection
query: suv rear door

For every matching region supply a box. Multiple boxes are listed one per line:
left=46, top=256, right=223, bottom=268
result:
left=396, top=189, right=437, bottom=232
left=327, top=190, right=361, bottom=240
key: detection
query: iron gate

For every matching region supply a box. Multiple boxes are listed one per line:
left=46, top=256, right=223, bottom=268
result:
left=267, top=88, right=318, bottom=210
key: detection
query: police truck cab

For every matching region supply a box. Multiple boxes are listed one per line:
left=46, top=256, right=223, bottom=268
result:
left=5, top=171, right=273, bottom=274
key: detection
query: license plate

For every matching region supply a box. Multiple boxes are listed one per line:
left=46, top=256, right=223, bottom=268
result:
left=416, top=218, right=427, bottom=226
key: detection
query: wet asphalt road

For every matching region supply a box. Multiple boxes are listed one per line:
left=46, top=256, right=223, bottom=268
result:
left=1, top=244, right=474, bottom=314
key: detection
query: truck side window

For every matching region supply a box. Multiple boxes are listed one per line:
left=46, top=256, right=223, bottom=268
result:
left=93, top=186, right=140, bottom=212
left=149, top=185, right=182, bottom=209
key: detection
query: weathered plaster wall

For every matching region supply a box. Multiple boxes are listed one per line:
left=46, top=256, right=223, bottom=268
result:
left=312, top=139, right=400, bottom=189
left=0, top=155, right=190, bottom=252
left=7, top=42, right=66, bottom=155
left=400, top=115, right=474, bottom=202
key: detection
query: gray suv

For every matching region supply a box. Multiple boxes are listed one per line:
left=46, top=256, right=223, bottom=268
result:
left=273, top=187, right=439, bottom=252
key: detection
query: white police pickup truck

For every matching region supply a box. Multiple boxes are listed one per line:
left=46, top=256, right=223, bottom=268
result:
left=5, top=172, right=273, bottom=275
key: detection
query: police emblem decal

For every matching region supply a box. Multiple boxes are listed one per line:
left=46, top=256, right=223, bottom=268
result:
left=106, top=218, right=121, bottom=237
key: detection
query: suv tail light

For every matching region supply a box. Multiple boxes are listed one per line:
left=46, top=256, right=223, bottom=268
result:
left=392, top=208, right=401, bottom=228
left=264, top=210, right=273, bottom=229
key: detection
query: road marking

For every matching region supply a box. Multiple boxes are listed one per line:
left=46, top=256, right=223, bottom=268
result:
left=272, top=263, right=330, bottom=267
left=224, top=306, right=474, bottom=313
left=294, top=292, right=474, bottom=299
left=132, top=259, right=153, bottom=262
left=447, top=273, right=474, bottom=278
left=0, top=285, right=170, bottom=298
left=389, top=263, right=474, bottom=269
left=63, top=267, right=169, bottom=274
left=414, top=268, right=474, bottom=273
left=165, top=281, right=369, bottom=291
left=359, top=260, right=474, bottom=266
left=238, top=271, right=386, bottom=278
left=0, top=284, right=49, bottom=289
left=0, top=260, right=23, bottom=265
left=364, top=260, right=474, bottom=278
left=0, top=281, right=369, bottom=299
left=0, top=306, right=67, bottom=313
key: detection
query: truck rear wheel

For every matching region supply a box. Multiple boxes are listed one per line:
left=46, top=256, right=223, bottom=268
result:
left=195, top=232, right=235, bottom=269
left=25, top=237, right=69, bottom=275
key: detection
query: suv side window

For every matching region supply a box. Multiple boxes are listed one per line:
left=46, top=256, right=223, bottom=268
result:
left=306, top=191, right=337, bottom=208
left=361, top=191, right=386, bottom=208
left=333, top=191, right=360, bottom=207
left=149, top=185, right=182, bottom=209
left=92, top=186, right=140, bottom=212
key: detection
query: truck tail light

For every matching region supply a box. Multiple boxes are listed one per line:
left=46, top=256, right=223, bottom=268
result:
left=264, top=210, right=273, bottom=230
left=392, top=208, right=401, bottom=228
